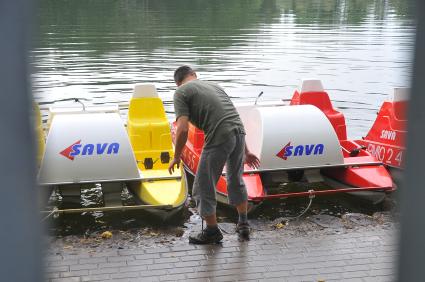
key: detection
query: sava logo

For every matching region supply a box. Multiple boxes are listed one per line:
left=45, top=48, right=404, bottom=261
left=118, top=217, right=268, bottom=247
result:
left=60, top=140, right=120, bottom=161
left=380, top=130, right=396, bottom=141
left=276, top=142, right=325, bottom=160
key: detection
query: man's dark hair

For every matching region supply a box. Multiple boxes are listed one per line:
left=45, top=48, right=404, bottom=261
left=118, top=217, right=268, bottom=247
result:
left=174, top=65, right=194, bottom=84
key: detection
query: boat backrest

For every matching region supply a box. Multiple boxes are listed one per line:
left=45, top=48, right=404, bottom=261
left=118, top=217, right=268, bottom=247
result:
left=133, top=83, right=159, bottom=98
left=290, top=79, right=347, bottom=140
left=392, top=88, right=409, bottom=121
left=127, top=84, right=173, bottom=170
left=300, top=79, right=324, bottom=93
left=393, top=87, right=409, bottom=102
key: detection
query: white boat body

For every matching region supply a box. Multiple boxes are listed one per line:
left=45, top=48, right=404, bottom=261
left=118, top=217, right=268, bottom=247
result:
left=38, top=106, right=141, bottom=185
left=236, top=104, right=344, bottom=171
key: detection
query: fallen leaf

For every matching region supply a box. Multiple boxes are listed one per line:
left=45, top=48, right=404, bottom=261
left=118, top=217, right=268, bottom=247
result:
left=274, top=222, right=286, bottom=229
left=101, top=231, right=113, bottom=239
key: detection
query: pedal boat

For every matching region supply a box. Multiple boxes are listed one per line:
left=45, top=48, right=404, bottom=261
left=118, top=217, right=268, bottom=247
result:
left=37, top=84, right=188, bottom=219
left=172, top=80, right=395, bottom=210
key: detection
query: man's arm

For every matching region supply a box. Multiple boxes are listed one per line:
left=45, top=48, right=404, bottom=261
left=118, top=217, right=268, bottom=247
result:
left=244, top=141, right=260, bottom=169
left=168, top=116, right=189, bottom=174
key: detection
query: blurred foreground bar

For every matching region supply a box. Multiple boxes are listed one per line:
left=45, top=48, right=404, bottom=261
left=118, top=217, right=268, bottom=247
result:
left=0, top=0, right=42, bottom=281
left=398, top=0, right=425, bottom=281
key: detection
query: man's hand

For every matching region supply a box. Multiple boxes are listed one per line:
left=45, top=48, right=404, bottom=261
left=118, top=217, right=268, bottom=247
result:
left=168, top=157, right=181, bottom=174
left=245, top=151, right=260, bottom=169
left=170, top=116, right=189, bottom=175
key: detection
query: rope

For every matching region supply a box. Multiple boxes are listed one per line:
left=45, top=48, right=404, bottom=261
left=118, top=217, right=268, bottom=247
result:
left=211, top=190, right=316, bottom=234
left=286, top=189, right=315, bottom=221
left=218, top=223, right=230, bottom=234
left=41, top=207, right=58, bottom=222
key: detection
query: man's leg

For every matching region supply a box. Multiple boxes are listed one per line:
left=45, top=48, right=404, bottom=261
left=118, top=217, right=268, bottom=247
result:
left=236, top=201, right=248, bottom=212
left=203, top=213, right=218, bottom=226
left=192, top=147, right=226, bottom=221
left=225, top=134, right=250, bottom=237
left=190, top=142, right=230, bottom=244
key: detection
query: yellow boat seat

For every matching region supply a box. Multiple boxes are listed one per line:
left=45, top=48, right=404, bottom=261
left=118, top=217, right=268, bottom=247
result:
left=126, top=84, right=188, bottom=210
left=127, top=84, right=173, bottom=171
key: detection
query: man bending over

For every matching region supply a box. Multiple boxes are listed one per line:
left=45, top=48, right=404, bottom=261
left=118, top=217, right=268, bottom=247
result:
left=168, top=65, right=260, bottom=244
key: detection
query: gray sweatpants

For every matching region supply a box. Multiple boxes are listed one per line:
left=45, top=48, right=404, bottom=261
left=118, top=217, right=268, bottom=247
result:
left=192, top=132, right=248, bottom=217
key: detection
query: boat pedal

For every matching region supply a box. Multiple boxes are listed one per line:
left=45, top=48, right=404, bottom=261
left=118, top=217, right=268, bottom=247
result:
left=349, top=146, right=366, bottom=157
left=143, top=158, right=154, bottom=169
left=160, top=152, right=170, bottom=164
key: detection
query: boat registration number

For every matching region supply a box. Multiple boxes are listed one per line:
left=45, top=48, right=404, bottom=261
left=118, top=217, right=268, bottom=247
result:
left=366, top=143, right=403, bottom=168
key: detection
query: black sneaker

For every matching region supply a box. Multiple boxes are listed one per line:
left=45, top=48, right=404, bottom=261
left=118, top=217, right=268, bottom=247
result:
left=236, top=222, right=250, bottom=239
left=189, top=228, right=223, bottom=245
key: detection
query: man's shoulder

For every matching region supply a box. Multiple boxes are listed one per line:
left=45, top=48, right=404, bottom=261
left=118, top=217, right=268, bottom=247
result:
left=175, top=80, right=226, bottom=102
left=176, top=80, right=209, bottom=95
left=180, top=79, right=220, bottom=89
left=200, top=80, right=221, bottom=89
left=175, top=80, right=198, bottom=95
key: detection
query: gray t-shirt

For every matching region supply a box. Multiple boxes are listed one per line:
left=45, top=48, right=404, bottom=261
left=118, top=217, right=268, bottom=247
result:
left=173, top=79, right=245, bottom=147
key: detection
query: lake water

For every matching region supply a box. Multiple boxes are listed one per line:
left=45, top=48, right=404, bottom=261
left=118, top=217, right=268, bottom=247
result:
left=33, top=0, right=415, bottom=139
left=35, top=0, right=414, bottom=235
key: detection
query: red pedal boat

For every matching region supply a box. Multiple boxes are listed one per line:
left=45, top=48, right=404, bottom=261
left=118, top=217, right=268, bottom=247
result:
left=172, top=80, right=395, bottom=209
left=355, top=88, right=408, bottom=183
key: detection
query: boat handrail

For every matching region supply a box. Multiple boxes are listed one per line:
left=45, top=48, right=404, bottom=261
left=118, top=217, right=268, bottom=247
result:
left=225, top=160, right=383, bottom=175
left=39, top=174, right=181, bottom=186
left=41, top=204, right=174, bottom=215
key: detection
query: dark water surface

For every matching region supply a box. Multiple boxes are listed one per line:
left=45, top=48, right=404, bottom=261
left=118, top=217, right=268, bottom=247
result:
left=34, top=0, right=413, bottom=235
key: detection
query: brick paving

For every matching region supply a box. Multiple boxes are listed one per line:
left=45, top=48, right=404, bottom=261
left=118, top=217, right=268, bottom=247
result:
left=45, top=226, right=397, bottom=282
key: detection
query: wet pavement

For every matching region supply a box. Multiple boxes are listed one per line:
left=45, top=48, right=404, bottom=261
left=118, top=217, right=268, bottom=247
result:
left=46, top=211, right=397, bottom=282
left=47, top=209, right=396, bottom=252
left=45, top=190, right=398, bottom=281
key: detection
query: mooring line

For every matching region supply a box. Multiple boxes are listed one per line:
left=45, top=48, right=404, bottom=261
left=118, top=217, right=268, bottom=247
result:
left=41, top=207, right=58, bottom=222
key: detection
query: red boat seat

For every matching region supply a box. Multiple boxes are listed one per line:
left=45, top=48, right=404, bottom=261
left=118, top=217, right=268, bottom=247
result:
left=290, top=90, right=347, bottom=140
